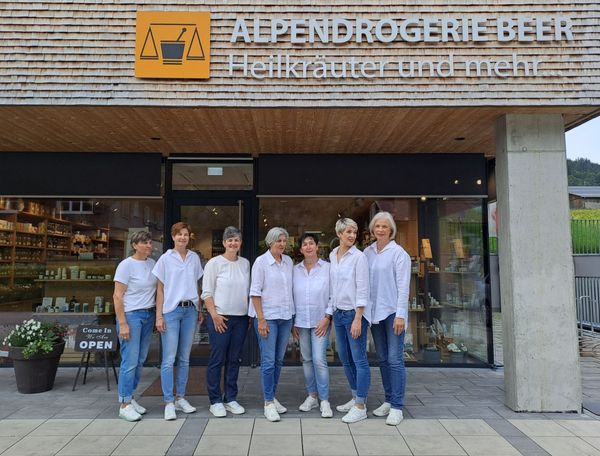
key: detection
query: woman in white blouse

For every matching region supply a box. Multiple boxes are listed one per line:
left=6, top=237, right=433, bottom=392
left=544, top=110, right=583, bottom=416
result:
left=201, top=226, right=250, bottom=418
left=250, top=227, right=294, bottom=422
left=293, top=233, right=333, bottom=418
left=364, top=211, right=411, bottom=426
left=153, top=222, right=203, bottom=421
left=330, top=218, right=371, bottom=423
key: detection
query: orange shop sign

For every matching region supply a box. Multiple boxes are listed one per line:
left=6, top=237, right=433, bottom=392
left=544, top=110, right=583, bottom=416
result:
left=135, top=12, right=211, bottom=79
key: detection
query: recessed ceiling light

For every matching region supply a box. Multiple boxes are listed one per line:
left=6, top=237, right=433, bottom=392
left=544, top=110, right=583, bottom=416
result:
left=476, top=179, right=482, bottom=185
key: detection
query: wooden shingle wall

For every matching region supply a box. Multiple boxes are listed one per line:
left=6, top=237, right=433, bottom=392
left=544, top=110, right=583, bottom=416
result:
left=0, top=0, right=598, bottom=107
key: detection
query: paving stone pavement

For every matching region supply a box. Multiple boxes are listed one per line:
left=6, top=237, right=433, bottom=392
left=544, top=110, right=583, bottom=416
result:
left=0, top=358, right=599, bottom=455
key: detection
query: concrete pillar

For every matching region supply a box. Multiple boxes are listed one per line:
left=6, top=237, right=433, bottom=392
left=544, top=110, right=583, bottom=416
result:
left=496, top=114, right=582, bottom=412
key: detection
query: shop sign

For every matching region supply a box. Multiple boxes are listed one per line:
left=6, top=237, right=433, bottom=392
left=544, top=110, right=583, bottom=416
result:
left=74, top=325, right=117, bottom=351
left=228, top=16, right=573, bottom=80
left=135, top=12, right=574, bottom=81
left=135, top=12, right=210, bottom=79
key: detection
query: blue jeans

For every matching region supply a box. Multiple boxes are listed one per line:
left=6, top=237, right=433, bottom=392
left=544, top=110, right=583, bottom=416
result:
left=160, top=306, right=198, bottom=403
left=298, top=327, right=330, bottom=400
left=206, top=314, right=248, bottom=404
left=254, top=318, right=293, bottom=401
left=333, top=309, right=370, bottom=404
left=371, top=312, right=406, bottom=410
left=117, top=308, right=155, bottom=403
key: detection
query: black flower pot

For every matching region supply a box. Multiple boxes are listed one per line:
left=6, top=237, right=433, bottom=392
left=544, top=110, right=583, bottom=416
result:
left=9, top=341, right=65, bottom=394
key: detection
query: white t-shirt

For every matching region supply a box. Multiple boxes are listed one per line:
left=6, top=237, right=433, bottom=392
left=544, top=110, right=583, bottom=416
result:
left=201, top=255, right=250, bottom=316
left=114, top=257, right=158, bottom=312
left=152, top=249, right=204, bottom=314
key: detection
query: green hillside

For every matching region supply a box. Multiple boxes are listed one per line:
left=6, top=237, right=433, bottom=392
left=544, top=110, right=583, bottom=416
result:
left=568, top=158, right=600, bottom=185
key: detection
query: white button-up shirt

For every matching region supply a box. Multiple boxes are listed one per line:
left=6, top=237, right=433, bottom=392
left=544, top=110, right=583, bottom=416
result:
left=329, top=245, right=371, bottom=323
left=201, top=255, right=250, bottom=316
left=364, top=240, right=411, bottom=324
left=249, top=250, right=294, bottom=320
left=152, top=249, right=203, bottom=314
left=293, top=259, right=332, bottom=328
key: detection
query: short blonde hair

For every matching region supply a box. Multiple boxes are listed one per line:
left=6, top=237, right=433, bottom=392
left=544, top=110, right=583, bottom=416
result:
left=369, top=211, right=397, bottom=239
left=335, top=218, right=358, bottom=235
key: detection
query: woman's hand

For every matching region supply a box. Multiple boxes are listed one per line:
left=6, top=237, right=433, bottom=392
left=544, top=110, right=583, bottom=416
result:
left=292, top=326, right=299, bottom=341
left=211, top=313, right=228, bottom=333
left=351, top=316, right=362, bottom=339
left=119, top=322, right=130, bottom=341
left=393, top=317, right=405, bottom=336
left=257, top=318, right=269, bottom=338
left=156, top=316, right=166, bottom=332
left=315, top=317, right=330, bottom=337
left=198, top=310, right=205, bottom=325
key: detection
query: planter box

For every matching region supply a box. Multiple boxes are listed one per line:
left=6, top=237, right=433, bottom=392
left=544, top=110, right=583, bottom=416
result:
left=9, top=341, right=65, bottom=394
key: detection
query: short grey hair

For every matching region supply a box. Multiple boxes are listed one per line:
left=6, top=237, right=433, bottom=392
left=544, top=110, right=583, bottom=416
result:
left=130, top=230, right=152, bottom=248
left=223, top=226, right=242, bottom=241
left=335, top=218, right=358, bottom=235
left=265, top=227, right=289, bottom=246
left=369, top=211, right=397, bottom=239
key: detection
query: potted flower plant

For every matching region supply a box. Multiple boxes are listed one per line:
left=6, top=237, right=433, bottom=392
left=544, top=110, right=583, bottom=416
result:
left=3, top=319, right=67, bottom=393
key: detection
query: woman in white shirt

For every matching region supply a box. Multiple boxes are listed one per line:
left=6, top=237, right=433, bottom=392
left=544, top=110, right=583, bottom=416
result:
left=293, top=233, right=333, bottom=418
left=330, top=218, right=371, bottom=424
left=364, top=211, right=411, bottom=426
left=152, top=222, right=204, bottom=421
left=201, top=226, right=250, bottom=418
left=113, top=231, right=157, bottom=422
left=249, top=227, right=294, bottom=422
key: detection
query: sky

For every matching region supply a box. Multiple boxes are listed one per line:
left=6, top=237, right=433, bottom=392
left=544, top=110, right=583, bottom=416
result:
left=566, top=116, right=600, bottom=163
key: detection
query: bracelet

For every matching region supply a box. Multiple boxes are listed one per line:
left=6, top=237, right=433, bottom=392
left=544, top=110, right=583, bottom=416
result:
left=157, top=316, right=164, bottom=320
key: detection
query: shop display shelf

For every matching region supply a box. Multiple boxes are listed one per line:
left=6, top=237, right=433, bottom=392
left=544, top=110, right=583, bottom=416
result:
left=46, top=247, right=70, bottom=251
left=0, top=228, right=14, bottom=233
left=15, top=230, right=45, bottom=236
left=47, top=232, right=71, bottom=238
left=14, top=245, right=44, bottom=250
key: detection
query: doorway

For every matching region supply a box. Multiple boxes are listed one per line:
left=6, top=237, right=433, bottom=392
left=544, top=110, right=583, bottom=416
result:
left=169, top=194, right=257, bottom=365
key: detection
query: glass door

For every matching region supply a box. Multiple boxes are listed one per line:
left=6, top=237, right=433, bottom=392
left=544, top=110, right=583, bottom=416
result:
left=172, top=196, right=256, bottom=365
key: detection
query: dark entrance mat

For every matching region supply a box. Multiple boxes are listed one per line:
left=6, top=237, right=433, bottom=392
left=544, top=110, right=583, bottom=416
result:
left=141, top=366, right=208, bottom=397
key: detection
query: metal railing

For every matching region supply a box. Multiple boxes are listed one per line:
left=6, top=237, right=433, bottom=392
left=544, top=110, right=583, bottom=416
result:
left=576, top=277, right=600, bottom=331
left=571, top=219, right=600, bottom=254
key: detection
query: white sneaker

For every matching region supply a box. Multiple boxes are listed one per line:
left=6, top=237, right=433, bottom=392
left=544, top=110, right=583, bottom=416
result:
left=386, top=409, right=404, bottom=426
left=373, top=401, right=391, bottom=417
left=164, top=402, right=176, bottom=421
left=320, top=400, right=333, bottom=418
left=209, top=402, right=227, bottom=417
left=225, top=401, right=246, bottom=415
left=130, top=398, right=146, bottom=415
left=336, top=398, right=355, bottom=412
left=273, top=398, right=287, bottom=414
left=342, top=405, right=368, bottom=423
left=264, top=403, right=281, bottom=422
left=174, top=397, right=196, bottom=414
left=299, top=395, right=319, bottom=412
left=119, top=404, right=142, bottom=422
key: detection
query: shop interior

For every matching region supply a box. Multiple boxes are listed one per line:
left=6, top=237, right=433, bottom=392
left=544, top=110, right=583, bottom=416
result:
left=0, top=194, right=490, bottom=366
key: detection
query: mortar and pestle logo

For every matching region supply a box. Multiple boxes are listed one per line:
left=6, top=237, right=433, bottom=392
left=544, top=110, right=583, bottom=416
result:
left=161, top=27, right=187, bottom=65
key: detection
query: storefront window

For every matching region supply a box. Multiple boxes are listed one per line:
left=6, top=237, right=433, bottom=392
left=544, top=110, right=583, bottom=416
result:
left=258, top=197, right=489, bottom=365
left=0, top=197, right=164, bottom=365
